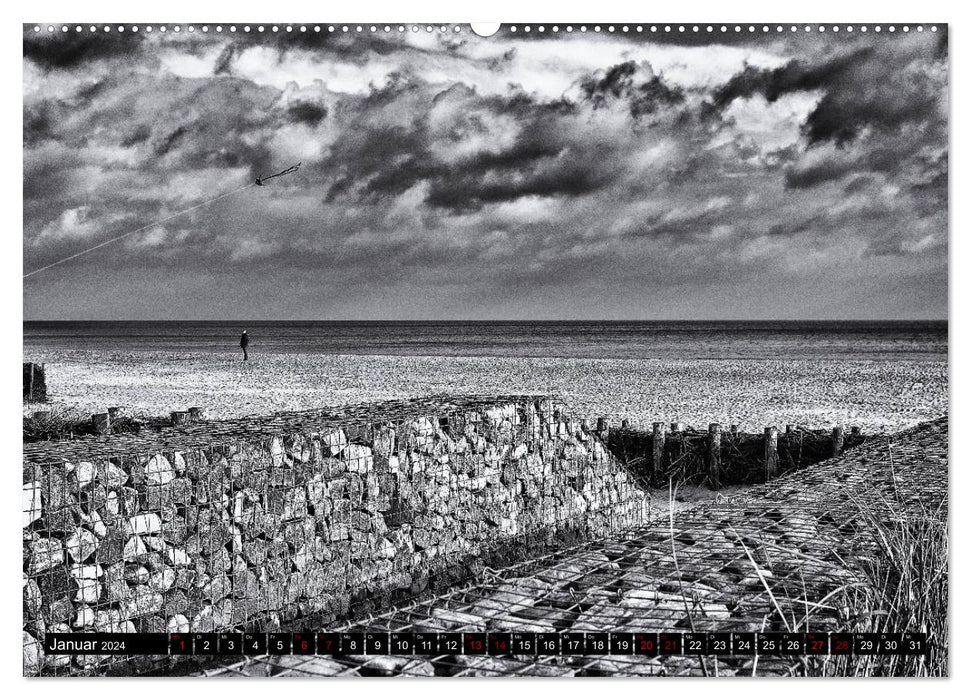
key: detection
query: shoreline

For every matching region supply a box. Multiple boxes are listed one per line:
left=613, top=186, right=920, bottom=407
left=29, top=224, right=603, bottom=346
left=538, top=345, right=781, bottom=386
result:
left=22, top=348, right=948, bottom=433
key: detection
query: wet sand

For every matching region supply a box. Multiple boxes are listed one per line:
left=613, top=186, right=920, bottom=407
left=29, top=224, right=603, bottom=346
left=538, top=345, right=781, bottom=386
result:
left=22, top=348, right=947, bottom=432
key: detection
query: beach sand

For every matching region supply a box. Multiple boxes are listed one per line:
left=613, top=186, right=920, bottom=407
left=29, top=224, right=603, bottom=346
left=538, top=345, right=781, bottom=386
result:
left=23, top=348, right=947, bottom=432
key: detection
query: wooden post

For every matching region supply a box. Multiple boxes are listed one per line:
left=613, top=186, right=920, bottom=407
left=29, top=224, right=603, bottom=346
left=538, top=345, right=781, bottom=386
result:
left=652, top=422, right=666, bottom=473
left=764, top=426, right=779, bottom=481
left=832, top=427, right=845, bottom=457
left=171, top=411, right=191, bottom=427
left=707, top=423, right=722, bottom=490
left=580, top=418, right=591, bottom=433
left=785, top=424, right=793, bottom=437
left=23, top=362, right=48, bottom=402
left=597, top=416, right=608, bottom=435
left=729, top=424, right=738, bottom=435
left=188, top=407, right=207, bottom=422
left=670, top=422, right=684, bottom=434
left=621, top=419, right=630, bottom=430
left=91, top=413, right=111, bottom=435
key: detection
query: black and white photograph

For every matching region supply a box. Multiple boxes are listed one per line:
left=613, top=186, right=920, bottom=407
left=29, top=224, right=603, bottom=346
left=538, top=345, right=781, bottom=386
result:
left=21, top=17, right=948, bottom=679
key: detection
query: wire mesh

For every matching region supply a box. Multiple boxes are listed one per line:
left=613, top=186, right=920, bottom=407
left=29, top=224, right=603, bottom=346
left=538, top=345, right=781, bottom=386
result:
left=198, top=417, right=947, bottom=677
left=23, top=395, right=653, bottom=676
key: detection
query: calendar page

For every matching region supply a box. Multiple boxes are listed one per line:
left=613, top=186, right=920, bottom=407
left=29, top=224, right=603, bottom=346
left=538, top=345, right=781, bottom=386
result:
left=22, top=18, right=948, bottom=680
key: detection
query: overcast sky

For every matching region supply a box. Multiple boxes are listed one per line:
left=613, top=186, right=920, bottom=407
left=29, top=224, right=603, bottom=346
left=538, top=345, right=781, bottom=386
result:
left=23, top=26, right=947, bottom=320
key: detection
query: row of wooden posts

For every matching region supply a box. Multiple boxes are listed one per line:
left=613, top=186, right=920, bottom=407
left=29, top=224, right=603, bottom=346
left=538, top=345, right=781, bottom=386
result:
left=29, top=406, right=208, bottom=435
left=591, top=417, right=859, bottom=488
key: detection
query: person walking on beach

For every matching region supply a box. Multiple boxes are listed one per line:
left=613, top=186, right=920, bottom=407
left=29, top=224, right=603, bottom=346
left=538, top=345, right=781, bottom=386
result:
left=240, top=330, right=249, bottom=361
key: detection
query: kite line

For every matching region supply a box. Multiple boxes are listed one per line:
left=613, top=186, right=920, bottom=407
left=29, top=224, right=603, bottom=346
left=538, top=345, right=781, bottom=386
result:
left=23, top=183, right=255, bottom=280
left=25, top=163, right=301, bottom=279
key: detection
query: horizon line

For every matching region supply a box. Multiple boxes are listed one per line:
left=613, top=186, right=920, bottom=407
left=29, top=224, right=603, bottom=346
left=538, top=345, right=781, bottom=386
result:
left=23, top=318, right=949, bottom=324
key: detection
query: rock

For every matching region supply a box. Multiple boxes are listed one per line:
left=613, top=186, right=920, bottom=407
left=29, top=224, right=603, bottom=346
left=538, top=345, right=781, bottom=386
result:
left=209, top=548, right=232, bottom=573
left=162, top=516, right=188, bottom=544
left=104, top=563, right=131, bottom=602
left=128, top=513, right=162, bottom=535
left=149, top=567, right=177, bottom=593
left=344, top=444, right=374, bottom=473
left=29, top=538, right=64, bottom=573
left=70, top=563, right=103, bottom=579
left=164, top=590, right=189, bottom=616
left=23, top=632, right=43, bottom=676
left=82, top=510, right=108, bottom=539
left=73, top=461, right=97, bottom=488
left=74, top=605, right=96, bottom=628
left=167, top=614, right=189, bottom=633
left=267, top=488, right=307, bottom=521
left=126, top=564, right=150, bottom=584
left=65, top=527, right=99, bottom=562
left=203, top=573, right=231, bottom=603
left=146, top=478, right=192, bottom=509
left=120, top=487, right=140, bottom=515
left=143, top=454, right=176, bottom=485
left=74, top=579, right=102, bottom=604
left=376, top=537, right=396, bottom=559
left=213, top=598, right=234, bottom=627
left=105, top=462, right=129, bottom=488
left=139, top=615, right=168, bottom=634
left=48, top=597, right=75, bottom=624
left=123, top=536, right=147, bottom=561
left=321, top=428, right=348, bottom=456
left=23, top=576, right=43, bottom=616
left=124, top=585, right=164, bottom=618
left=142, top=535, right=167, bottom=552
left=165, top=545, right=191, bottom=566
left=99, top=526, right=125, bottom=561
left=192, top=605, right=215, bottom=632
left=22, top=481, right=42, bottom=527
left=105, top=490, right=121, bottom=516
left=328, top=523, right=350, bottom=541
left=94, top=608, right=123, bottom=632
left=373, top=427, right=396, bottom=457
left=241, top=538, right=268, bottom=566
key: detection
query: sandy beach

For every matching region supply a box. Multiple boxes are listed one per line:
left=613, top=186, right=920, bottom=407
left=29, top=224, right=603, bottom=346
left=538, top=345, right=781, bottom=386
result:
left=23, top=348, right=947, bottom=432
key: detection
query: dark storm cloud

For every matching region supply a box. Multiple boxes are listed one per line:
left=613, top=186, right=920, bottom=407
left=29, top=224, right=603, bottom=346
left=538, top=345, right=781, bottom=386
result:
left=323, top=81, right=617, bottom=213
left=154, top=125, right=188, bottom=156
left=580, top=61, right=684, bottom=118
left=711, top=49, right=866, bottom=108
left=23, top=29, right=144, bottom=69
left=712, top=41, right=945, bottom=147
left=120, top=124, right=151, bottom=147
left=23, top=103, right=53, bottom=146
left=286, top=101, right=328, bottom=126
left=909, top=151, right=948, bottom=215
left=783, top=148, right=900, bottom=189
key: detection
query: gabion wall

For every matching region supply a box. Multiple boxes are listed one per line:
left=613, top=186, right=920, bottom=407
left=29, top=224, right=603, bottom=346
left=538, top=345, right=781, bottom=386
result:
left=23, top=396, right=652, bottom=675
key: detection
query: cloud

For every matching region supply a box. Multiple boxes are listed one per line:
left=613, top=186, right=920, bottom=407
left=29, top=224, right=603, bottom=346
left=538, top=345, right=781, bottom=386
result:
left=711, top=39, right=946, bottom=147
left=23, top=30, right=144, bottom=69
left=579, top=60, right=684, bottom=118
left=21, top=27, right=948, bottom=320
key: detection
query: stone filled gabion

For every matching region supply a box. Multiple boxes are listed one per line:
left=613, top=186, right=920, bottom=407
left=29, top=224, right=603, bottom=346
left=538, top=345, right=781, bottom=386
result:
left=22, top=396, right=651, bottom=675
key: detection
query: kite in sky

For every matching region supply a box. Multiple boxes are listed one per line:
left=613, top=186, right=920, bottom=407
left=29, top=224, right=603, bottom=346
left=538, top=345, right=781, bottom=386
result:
left=255, top=163, right=301, bottom=187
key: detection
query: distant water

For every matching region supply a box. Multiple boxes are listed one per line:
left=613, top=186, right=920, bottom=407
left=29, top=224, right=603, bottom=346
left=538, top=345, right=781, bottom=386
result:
left=23, top=321, right=947, bottom=362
